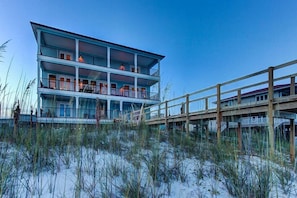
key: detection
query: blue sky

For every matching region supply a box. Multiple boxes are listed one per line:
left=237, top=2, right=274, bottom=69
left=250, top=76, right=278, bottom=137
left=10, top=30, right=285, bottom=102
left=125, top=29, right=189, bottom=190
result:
left=1, top=0, right=297, bottom=105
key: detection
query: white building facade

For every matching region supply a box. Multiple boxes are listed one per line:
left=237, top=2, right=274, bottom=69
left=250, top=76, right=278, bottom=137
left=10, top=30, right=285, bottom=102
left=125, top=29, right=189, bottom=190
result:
left=31, top=22, right=164, bottom=124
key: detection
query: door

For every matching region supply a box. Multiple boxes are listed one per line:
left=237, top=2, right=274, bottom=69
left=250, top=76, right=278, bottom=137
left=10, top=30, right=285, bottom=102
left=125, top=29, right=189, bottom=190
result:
left=59, top=103, right=71, bottom=117
left=49, top=75, right=56, bottom=89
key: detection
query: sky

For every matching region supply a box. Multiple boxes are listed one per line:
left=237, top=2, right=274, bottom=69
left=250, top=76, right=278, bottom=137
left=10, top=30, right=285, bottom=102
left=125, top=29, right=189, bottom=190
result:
left=1, top=0, right=297, bottom=106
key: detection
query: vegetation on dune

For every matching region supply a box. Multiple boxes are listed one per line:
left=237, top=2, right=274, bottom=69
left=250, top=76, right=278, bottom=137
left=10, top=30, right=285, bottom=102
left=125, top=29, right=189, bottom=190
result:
left=0, top=40, right=296, bottom=197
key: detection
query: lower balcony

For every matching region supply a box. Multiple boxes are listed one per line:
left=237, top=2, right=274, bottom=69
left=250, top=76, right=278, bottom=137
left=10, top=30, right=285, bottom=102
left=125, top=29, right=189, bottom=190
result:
left=40, top=78, right=159, bottom=101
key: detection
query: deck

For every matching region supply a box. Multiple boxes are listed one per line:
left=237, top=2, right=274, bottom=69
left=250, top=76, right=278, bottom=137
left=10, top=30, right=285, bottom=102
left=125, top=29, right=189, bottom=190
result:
left=134, top=59, right=297, bottom=163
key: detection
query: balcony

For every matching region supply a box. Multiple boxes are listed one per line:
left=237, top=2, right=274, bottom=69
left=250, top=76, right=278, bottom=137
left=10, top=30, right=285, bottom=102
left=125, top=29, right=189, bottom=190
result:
left=39, top=78, right=159, bottom=101
left=40, top=47, right=160, bottom=78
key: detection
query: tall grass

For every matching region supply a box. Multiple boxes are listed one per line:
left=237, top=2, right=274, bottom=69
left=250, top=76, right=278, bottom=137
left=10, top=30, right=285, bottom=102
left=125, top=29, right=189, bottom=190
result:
left=0, top=41, right=296, bottom=196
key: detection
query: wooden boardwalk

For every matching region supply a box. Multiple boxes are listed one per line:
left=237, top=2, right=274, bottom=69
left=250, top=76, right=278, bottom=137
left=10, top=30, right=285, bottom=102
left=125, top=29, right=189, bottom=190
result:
left=134, top=60, right=297, bottom=163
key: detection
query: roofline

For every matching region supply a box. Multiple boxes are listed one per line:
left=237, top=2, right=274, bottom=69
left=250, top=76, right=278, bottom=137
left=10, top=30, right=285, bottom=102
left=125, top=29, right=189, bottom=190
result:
left=220, top=83, right=294, bottom=103
left=30, top=21, right=165, bottom=60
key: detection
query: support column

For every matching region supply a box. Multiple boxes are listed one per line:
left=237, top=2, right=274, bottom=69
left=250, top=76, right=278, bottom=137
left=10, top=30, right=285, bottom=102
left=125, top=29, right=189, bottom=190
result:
left=37, top=29, right=41, bottom=55
left=290, top=76, right=295, bottom=95
left=120, top=101, right=123, bottom=113
left=216, top=84, right=222, bottom=144
left=107, top=72, right=110, bottom=95
left=107, top=47, right=111, bottom=96
left=205, top=121, right=209, bottom=142
left=158, top=60, right=161, bottom=101
left=75, top=39, right=79, bottom=61
left=134, top=77, right=138, bottom=98
left=186, top=94, right=190, bottom=134
left=268, top=67, right=275, bottom=156
left=237, top=122, right=242, bottom=152
left=37, top=60, right=41, bottom=117
left=107, top=47, right=110, bottom=68
left=37, top=30, right=41, bottom=117
left=237, top=89, right=241, bottom=105
left=76, top=97, right=79, bottom=118
left=75, top=66, right=79, bottom=92
left=134, top=54, right=138, bottom=98
left=134, top=53, right=138, bottom=71
left=290, top=119, right=295, bottom=163
left=107, top=99, right=111, bottom=119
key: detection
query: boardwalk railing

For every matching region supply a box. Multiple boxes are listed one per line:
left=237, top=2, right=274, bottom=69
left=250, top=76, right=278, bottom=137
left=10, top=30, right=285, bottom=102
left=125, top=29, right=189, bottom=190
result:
left=142, top=60, right=297, bottom=124
left=129, top=59, right=297, bottom=162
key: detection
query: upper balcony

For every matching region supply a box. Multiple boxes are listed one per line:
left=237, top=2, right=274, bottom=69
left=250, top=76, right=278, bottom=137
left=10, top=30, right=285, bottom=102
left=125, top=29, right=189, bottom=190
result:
left=36, top=24, right=162, bottom=78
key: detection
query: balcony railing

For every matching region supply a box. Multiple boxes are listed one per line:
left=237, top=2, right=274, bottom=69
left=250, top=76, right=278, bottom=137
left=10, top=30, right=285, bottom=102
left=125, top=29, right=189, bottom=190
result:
left=40, top=51, right=160, bottom=77
left=39, top=106, right=129, bottom=120
left=39, top=78, right=159, bottom=100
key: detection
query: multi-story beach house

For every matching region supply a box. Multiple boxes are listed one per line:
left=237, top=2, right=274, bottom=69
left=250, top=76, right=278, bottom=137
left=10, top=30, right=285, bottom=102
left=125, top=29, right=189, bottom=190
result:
left=208, top=84, right=297, bottom=137
left=31, top=22, right=164, bottom=124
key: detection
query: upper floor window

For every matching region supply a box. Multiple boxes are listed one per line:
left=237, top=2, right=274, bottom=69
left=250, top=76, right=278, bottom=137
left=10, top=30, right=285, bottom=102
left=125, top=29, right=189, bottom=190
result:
left=256, top=94, right=268, bottom=101
left=59, top=51, right=73, bottom=61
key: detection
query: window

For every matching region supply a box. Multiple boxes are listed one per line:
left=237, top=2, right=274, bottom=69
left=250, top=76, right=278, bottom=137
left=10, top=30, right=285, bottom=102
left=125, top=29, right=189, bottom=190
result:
left=100, top=83, right=108, bottom=94
left=256, top=94, right=267, bottom=102
left=111, top=84, right=116, bottom=95
left=59, top=51, right=72, bottom=61
left=141, top=88, right=146, bottom=98
left=60, top=77, right=64, bottom=90
left=49, top=75, right=56, bottom=89
left=91, top=81, right=96, bottom=92
left=123, top=85, right=129, bottom=97
left=59, top=103, right=71, bottom=117
left=66, top=78, right=71, bottom=91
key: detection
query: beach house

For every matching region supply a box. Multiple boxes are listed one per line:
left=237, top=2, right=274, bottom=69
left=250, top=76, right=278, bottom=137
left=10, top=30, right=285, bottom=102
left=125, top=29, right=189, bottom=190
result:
left=31, top=22, right=164, bottom=124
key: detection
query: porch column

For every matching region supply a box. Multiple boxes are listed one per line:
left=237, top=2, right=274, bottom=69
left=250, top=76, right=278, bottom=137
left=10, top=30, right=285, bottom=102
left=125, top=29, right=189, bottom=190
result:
left=134, top=54, right=138, bottom=98
left=158, top=60, right=161, bottom=101
left=75, top=66, right=79, bottom=92
left=134, top=77, right=138, bottom=98
left=75, top=39, right=79, bottom=61
left=205, top=121, right=209, bottom=142
left=76, top=97, right=79, bottom=118
left=107, top=99, right=111, bottom=119
left=290, top=119, right=295, bottom=163
left=290, top=76, right=295, bottom=95
left=107, top=72, right=111, bottom=95
left=185, top=94, right=190, bottom=134
left=120, top=100, right=123, bottom=112
left=216, top=84, right=222, bottom=144
left=37, top=30, right=41, bottom=117
left=37, top=29, right=41, bottom=55
left=237, top=122, right=242, bottom=151
left=107, top=47, right=110, bottom=68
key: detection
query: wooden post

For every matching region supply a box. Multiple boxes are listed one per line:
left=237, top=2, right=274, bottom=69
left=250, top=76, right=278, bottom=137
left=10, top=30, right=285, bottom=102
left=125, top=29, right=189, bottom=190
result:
left=158, top=103, right=161, bottom=118
left=290, top=76, right=295, bottom=95
left=237, top=89, right=241, bottom=105
left=205, top=98, right=208, bottom=111
left=290, top=119, right=295, bottom=163
left=268, top=67, right=275, bottom=156
left=205, top=122, right=209, bottom=142
left=237, top=122, right=242, bottom=152
left=216, top=84, right=221, bottom=144
left=186, top=94, right=190, bottom=134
